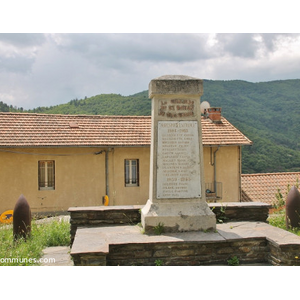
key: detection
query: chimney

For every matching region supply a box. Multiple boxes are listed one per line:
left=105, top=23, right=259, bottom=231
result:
left=207, top=107, right=222, bottom=123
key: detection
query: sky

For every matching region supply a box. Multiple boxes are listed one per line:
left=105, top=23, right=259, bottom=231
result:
left=1, top=3, right=300, bottom=110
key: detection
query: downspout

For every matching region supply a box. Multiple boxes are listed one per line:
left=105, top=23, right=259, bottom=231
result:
left=95, top=148, right=111, bottom=205
left=238, top=146, right=242, bottom=202
left=105, top=148, right=110, bottom=198
left=212, top=146, right=220, bottom=194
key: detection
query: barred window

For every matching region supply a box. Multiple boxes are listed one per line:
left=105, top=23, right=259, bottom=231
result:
left=38, top=161, right=55, bottom=190
left=125, top=159, right=139, bottom=187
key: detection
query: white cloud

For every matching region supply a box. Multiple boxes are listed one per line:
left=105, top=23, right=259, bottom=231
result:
left=0, top=33, right=300, bottom=109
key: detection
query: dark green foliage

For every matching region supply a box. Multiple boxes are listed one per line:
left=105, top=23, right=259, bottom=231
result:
left=26, top=91, right=151, bottom=116
left=0, top=101, right=23, bottom=112
left=1, top=79, right=300, bottom=174
left=200, top=79, right=300, bottom=174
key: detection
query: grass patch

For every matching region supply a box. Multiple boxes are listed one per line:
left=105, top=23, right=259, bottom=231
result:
left=0, top=218, right=70, bottom=266
left=268, top=209, right=300, bottom=236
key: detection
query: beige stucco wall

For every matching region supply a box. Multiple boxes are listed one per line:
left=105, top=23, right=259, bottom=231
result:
left=203, top=146, right=241, bottom=202
left=0, top=147, right=107, bottom=214
left=0, top=145, right=240, bottom=214
left=109, top=147, right=150, bottom=206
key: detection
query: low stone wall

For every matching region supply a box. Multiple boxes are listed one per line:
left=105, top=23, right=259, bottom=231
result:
left=105, top=238, right=268, bottom=266
left=211, top=202, right=270, bottom=223
left=68, top=205, right=143, bottom=244
left=72, top=253, right=106, bottom=267
left=68, top=202, right=271, bottom=244
left=268, top=240, right=300, bottom=266
left=72, top=235, right=300, bottom=266
left=72, top=238, right=269, bottom=266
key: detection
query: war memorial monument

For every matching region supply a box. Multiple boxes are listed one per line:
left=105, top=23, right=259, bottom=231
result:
left=141, top=75, right=216, bottom=232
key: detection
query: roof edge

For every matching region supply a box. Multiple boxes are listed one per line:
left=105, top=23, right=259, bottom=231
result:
left=242, top=172, right=300, bottom=177
left=0, top=112, right=151, bottom=119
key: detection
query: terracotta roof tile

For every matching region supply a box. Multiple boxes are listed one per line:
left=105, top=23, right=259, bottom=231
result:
left=0, top=113, right=251, bottom=147
left=241, top=172, right=300, bottom=205
left=201, top=117, right=252, bottom=146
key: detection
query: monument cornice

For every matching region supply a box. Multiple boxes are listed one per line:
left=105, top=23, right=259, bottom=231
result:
left=149, top=75, right=203, bottom=98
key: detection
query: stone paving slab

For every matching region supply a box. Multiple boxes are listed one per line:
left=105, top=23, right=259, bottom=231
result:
left=71, top=224, right=226, bottom=256
left=218, top=221, right=300, bottom=246
left=68, top=205, right=143, bottom=212
left=41, top=246, right=73, bottom=266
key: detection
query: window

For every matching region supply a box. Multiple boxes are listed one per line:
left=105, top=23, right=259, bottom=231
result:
left=125, top=159, right=139, bottom=187
left=38, top=161, right=55, bottom=190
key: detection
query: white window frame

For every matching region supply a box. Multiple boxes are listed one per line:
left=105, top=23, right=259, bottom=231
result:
left=125, top=159, right=139, bottom=187
left=38, top=160, right=55, bottom=190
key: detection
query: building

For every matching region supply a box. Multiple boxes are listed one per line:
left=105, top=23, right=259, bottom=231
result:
left=0, top=111, right=252, bottom=214
left=241, top=172, right=300, bottom=205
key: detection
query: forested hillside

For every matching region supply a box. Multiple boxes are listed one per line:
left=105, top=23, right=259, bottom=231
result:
left=1, top=79, right=300, bottom=174
left=26, top=92, right=151, bottom=116
left=201, top=80, right=300, bottom=173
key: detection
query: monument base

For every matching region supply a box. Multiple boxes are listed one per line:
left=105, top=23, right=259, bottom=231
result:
left=141, top=199, right=216, bottom=233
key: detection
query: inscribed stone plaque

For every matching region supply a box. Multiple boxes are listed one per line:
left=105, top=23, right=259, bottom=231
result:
left=157, top=121, right=201, bottom=199
left=158, top=98, right=195, bottom=118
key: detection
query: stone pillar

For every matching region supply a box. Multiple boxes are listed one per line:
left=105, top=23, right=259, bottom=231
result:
left=141, top=75, right=216, bottom=233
